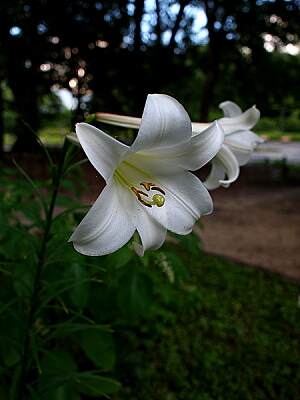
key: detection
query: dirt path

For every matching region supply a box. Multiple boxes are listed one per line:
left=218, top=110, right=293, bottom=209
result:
left=195, top=168, right=300, bottom=282
left=5, top=152, right=300, bottom=282
left=79, top=162, right=300, bottom=281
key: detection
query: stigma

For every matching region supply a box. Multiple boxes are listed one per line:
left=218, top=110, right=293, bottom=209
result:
left=131, top=182, right=166, bottom=208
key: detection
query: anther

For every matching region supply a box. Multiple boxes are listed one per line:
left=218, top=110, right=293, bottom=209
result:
left=140, top=182, right=154, bottom=191
left=151, top=186, right=165, bottom=195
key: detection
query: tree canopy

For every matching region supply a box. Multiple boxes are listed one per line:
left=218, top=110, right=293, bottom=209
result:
left=1, top=0, right=300, bottom=151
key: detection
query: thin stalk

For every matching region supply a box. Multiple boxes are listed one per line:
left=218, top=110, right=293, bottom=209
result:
left=15, top=140, right=72, bottom=400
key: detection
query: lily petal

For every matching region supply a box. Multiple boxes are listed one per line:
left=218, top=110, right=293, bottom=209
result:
left=161, top=171, right=213, bottom=233
left=75, top=123, right=132, bottom=182
left=69, top=180, right=136, bottom=256
left=225, top=130, right=264, bottom=165
left=133, top=213, right=167, bottom=257
left=136, top=121, right=224, bottom=171
left=217, top=105, right=261, bottom=135
left=219, top=101, right=242, bottom=117
left=204, top=145, right=240, bottom=190
left=130, top=94, right=193, bottom=154
left=175, top=122, right=225, bottom=170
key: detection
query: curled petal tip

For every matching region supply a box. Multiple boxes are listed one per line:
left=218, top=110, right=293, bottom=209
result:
left=132, top=242, right=144, bottom=257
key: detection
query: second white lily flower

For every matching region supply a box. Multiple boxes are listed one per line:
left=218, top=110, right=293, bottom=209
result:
left=193, top=101, right=263, bottom=189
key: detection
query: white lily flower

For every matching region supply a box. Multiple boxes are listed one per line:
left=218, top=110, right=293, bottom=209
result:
left=69, top=94, right=224, bottom=257
left=96, top=100, right=263, bottom=190
left=192, top=101, right=263, bottom=189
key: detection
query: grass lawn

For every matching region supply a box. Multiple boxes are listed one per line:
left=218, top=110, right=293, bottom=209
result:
left=258, top=131, right=300, bottom=141
left=113, top=245, right=300, bottom=400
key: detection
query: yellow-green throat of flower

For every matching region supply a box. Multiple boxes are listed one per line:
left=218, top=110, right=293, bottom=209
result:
left=114, top=168, right=166, bottom=208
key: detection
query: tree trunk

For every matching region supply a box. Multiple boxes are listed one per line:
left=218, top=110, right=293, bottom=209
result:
left=132, top=0, right=147, bottom=117
left=200, top=0, right=219, bottom=122
left=0, top=78, right=3, bottom=159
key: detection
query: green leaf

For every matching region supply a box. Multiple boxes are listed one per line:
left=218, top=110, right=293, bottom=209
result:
left=26, top=383, right=40, bottom=400
left=105, top=246, right=134, bottom=269
left=0, top=384, right=9, bottom=400
left=0, top=224, right=33, bottom=261
left=29, top=329, right=42, bottom=374
left=51, top=194, right=74, bottom=207
left=9, top=363, right=22, bottom=400
left=0, top=314, right=22, bottom=368
left=13, top=258, right=36, bottom=298
left=16, top=201, right=43, bottom=226
left=41, top=384, right=80, bottom=400
left=63, top=261, right=91, bottom=310
left=38, top=348, right=79, bottom=400
left=118, top=266, right=154, bottom=326
left=72, top=328, right=115, bottom=370
left=73, top=372, right=121, bottom=397
left=169, top=229, right=203, bottom=255
left=60, top=178, right=78, bottom=191
left=12, top=159, right=48, bottom=216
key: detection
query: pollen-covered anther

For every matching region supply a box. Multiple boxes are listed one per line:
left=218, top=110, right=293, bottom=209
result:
left=140, top=182, right=155, bottom=191
left=151, top=186, right=165, bottom=195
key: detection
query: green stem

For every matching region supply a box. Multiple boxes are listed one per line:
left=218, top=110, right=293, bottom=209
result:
left=15, top=140, right=72, bottom=400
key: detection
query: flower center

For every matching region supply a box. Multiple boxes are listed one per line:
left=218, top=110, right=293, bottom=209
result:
left=114, top=166, right=166, bottom=208
left=131, top=182, right=165, bottom=208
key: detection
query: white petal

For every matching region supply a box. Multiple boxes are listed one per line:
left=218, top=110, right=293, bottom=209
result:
left=225, top=130, right=264, bottom=165
left=69, top=180, right=135, bottom=256
left=179, top=122, right=224, bottom=170
left=137, top=121, right=224, bottom=172
left=75, top=123, right=131, bottom=182
left=219, top=101, right=242, bottom=117
left=217, top=106, right=261, bottom=135
left=203, top=161, right=227, bottom=190
left=204, top=144, right=240, bottom=190
left=191, top=122, right=210, bottom=134
left=133, top=213, right=167, bottom=257
left=163, top=171, right=213, bottom=234
left=96, top=113, right=141, bottom=129
left=131, top=94, right=192, bottom=154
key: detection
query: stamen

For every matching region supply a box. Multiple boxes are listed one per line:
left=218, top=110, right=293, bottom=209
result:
left=140, top=182, right=155, bottom=191
left=151, top=186, right=165, bottom=195
left=131, top=182, right=166, bottom=208
left=131, top=187, right=152, bottom=207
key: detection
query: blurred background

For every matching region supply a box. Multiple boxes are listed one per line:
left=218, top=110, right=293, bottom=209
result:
left=1, top=0, right=300, bottom=155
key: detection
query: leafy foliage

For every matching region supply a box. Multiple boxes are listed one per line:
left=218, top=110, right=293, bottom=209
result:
left=0, top=142, right=200, bottom=399
left=112, top=247, right=300, bottom=400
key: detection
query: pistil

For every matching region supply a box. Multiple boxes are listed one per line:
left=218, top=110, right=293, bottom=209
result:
left=114, top=169, right=165, bottom=208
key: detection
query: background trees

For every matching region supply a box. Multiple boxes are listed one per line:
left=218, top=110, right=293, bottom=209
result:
left=1, top=0, right=300, bottom=152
